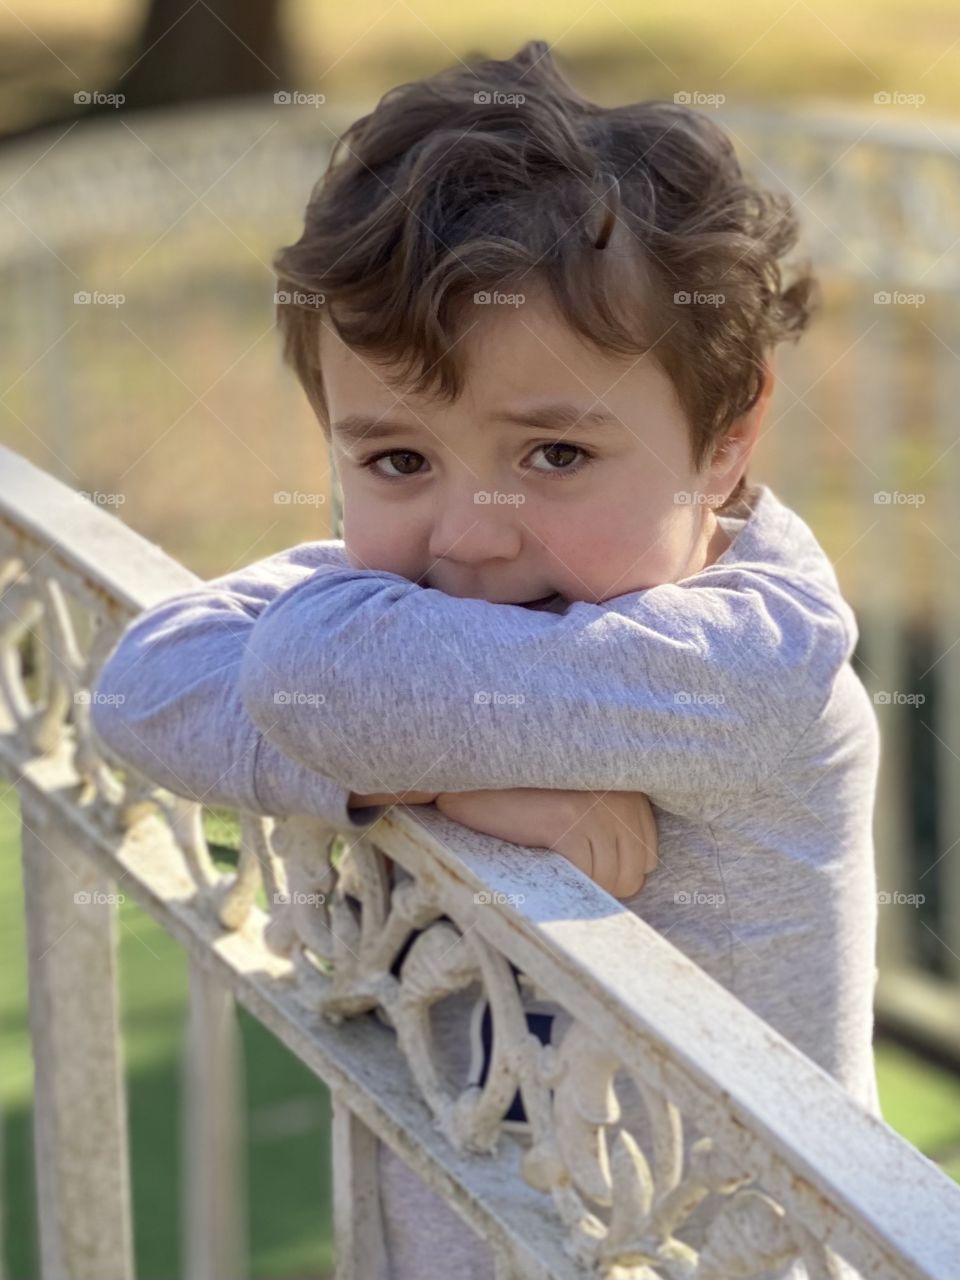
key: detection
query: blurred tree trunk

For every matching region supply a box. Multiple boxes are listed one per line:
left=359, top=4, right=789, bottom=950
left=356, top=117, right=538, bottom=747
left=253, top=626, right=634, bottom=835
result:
left=117, top=0, right=290, bottom=109
left=0, top=0, right=294, bottom=141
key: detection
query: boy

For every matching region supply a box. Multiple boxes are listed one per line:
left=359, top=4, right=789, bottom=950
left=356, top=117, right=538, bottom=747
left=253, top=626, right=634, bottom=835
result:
left=92, top=39, right=881, bottom=1280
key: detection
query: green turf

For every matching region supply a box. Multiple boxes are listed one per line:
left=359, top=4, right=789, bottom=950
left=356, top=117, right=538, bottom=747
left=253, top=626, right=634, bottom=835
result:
left=874, top=1037, right=960, bottom=1179
left=1, top=777, right=957, bottom=1278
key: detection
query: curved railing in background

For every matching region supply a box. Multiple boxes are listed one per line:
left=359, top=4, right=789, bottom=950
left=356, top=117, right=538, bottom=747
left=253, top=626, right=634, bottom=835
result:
left=3, top=444, right=960, bottom=1277
left=0, top=100, right=957, bottom=278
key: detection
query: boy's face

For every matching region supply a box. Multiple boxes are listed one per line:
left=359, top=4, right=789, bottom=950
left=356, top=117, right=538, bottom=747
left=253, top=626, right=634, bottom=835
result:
left=321, top=285, right=764, bottom=607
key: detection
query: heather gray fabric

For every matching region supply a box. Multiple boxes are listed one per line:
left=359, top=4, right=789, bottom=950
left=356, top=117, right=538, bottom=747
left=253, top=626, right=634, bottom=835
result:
left=92, top=482, right=882, bottom=1279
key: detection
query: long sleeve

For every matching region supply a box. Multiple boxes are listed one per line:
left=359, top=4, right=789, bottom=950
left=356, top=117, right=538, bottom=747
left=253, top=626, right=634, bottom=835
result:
left=238, top=559, right=857, bottom=824
left=90, top=542, right=388, bottom=829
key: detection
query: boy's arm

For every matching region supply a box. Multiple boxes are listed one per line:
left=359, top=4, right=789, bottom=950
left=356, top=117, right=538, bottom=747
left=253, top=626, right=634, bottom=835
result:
left=90, top=539, right=656, bottom=900
left=91, top=542, right=389, bottom=829
left=239, top=563, right=853, bottom=823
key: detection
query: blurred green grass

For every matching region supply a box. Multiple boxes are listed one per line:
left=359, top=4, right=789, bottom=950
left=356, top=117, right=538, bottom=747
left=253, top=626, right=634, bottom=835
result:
left=2, top=776, right=958, bottom=1279
left=874, top=1040, right=960, bottom=1181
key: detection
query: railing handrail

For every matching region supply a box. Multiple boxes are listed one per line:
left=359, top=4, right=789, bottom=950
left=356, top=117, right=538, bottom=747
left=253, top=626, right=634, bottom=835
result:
left=0, top=445, right=196, bottom=617
left=719, top=103, right=960, bottom=154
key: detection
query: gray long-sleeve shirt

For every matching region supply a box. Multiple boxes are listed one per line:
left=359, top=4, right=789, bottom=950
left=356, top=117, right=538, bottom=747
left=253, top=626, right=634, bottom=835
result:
left=91, top=481, right=883, bottom=1278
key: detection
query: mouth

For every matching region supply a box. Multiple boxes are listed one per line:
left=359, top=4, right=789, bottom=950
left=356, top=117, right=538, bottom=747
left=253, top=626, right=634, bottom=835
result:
left=509, top=592, right=561, bottom=610
left=421, top=581, right=562, bottom=609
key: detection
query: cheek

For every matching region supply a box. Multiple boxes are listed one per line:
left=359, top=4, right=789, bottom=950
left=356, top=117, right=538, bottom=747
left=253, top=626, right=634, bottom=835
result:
left=537, top=506, right=641, bottom=594
left=538, top=492, right=694, bottom=596
left=341, top=516, right=398, bottom=573
left=339, top=489, right=422, bottom=576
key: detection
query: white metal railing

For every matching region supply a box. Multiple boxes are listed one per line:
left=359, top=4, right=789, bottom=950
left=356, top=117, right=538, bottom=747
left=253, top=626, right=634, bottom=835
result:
left=4, top=441, right=960, bottom=1279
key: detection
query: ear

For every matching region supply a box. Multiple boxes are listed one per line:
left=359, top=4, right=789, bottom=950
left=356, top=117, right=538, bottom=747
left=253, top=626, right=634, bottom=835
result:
left=707, top=355, right=775, bottom=492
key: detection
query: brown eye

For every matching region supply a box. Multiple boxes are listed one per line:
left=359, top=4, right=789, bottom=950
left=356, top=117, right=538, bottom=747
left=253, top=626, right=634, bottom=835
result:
left=542, top=443, right=579, bottom=468
left=526, top=442, right=594, bottom=478
left=365, top=450, right=427, bottom=478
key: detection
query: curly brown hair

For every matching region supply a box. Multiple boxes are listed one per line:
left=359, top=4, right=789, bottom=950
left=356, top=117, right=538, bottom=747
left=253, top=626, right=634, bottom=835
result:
left=273, top=39, right=818, bottom=513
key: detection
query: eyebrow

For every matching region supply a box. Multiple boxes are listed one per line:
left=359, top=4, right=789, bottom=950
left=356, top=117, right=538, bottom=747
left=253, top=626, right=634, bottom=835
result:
left=331, top=402, right=623, bottom=444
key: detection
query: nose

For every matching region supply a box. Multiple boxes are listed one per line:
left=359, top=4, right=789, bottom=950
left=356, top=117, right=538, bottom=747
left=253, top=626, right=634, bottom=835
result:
left=427, top=484, right=524, bottom=566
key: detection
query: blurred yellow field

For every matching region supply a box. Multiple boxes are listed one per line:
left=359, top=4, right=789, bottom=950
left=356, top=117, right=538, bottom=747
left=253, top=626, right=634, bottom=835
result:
left=4, top=0, right=960, bottom=115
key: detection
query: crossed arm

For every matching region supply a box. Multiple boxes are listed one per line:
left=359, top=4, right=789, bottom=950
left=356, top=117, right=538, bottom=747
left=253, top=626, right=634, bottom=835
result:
left=93, top=540, right=808, bottom=901
left=236, top=557, right=799, bottom=813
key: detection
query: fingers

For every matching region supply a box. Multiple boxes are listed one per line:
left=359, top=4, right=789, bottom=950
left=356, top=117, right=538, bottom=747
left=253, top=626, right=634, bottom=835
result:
left=595, top=832, right=631, bottom=899
left=554, top=833, right=643, bottom=900
left=585, top=792, right=656, bottom=898
left=628, top=792, right=659, bottom=874
left=553, top=834, right=596, bottom=884
left=603, top=794, right=656, bottom=897
left=616, top=831, right=648, bottom=899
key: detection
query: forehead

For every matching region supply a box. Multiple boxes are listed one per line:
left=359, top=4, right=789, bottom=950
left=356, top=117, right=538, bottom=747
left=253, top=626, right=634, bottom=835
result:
left=319, top=286, right=673, bottom=426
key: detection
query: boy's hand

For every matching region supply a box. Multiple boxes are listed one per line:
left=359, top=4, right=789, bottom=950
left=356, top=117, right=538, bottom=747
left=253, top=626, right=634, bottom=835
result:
left=433, top=787, right=658, bottom=901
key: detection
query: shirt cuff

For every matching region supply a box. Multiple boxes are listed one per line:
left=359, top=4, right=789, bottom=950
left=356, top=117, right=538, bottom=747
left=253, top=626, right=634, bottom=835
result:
left=250, top=728, right=387, bottom=829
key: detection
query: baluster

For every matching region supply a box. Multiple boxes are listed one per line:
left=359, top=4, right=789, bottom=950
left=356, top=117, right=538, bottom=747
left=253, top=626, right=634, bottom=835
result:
left=181, top=961, right=246, bottom=1280
left=20, top=797, right=134, bottom=1279
left=331, top=1094, right=389, bottom=1280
